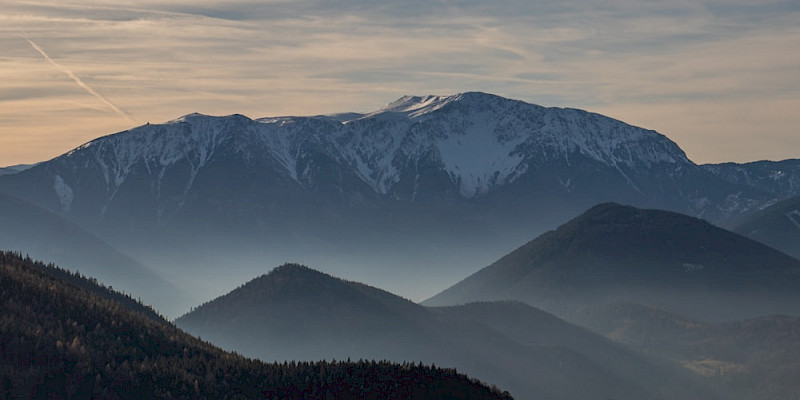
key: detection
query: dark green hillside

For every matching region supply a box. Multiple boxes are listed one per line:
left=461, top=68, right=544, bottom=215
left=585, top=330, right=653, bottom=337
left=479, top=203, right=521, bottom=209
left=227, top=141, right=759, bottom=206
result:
left=0, top=251, right=512, bottom=400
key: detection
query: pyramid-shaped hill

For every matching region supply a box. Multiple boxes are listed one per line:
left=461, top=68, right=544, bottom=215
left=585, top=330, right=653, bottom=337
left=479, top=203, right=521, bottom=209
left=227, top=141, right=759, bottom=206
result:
left=176, top=264, right=427, bottom=358
left=176, top=263, right=724, bottom=400
left=425, top=203, right=800, bottom=321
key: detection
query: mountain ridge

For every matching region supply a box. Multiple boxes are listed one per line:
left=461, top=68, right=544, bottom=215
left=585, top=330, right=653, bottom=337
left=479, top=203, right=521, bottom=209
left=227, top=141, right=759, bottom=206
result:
left=703, top=159, right=800, bottom=201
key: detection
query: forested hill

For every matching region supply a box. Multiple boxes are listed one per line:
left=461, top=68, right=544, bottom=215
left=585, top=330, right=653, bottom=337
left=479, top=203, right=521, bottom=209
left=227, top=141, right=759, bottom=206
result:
left=0, top=251, right=168, bottom=324
left=0, top=251, right=513, bottom=399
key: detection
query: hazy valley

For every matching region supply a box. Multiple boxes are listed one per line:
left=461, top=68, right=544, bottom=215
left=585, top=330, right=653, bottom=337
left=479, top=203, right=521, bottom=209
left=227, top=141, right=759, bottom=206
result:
left=2, top=92, right=796, bottom=310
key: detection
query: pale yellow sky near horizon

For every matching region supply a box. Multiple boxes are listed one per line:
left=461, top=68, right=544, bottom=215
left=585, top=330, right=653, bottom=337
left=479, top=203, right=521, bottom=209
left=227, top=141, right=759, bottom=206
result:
left=1, top=0, right=799, bottom=166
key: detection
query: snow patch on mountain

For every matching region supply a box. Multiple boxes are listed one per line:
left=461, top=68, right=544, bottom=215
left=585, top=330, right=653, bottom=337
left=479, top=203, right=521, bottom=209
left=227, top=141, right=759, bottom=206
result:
left=435, top=111, right=528, bottom=197
left=53, top=175, right=73, bottom=212
left=377, top=95, right=455, bottom=119
left=786, top=210, right=800, bottom=230
left=59, top=114, right=243, bottom=215
left=703, top=160, right=800, bottom=199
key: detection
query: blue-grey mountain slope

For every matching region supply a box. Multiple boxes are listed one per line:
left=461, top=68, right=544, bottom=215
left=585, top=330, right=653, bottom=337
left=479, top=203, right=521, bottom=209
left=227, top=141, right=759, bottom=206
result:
left=730, top=195, right=800, bottom=259
left=0, top=191, right=188, bottom=316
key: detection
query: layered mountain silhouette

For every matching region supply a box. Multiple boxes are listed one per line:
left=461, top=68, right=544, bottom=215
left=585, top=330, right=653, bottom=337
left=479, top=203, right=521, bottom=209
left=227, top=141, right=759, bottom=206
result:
left=0, top=251, right=512, bottom=400
left=0, top=92, right=786, bottom=304
left=176, top=263, right=719, bottom=400
left=425, top=202, right=800, bottom=321
left=0, top=164, right=32, bottom=176
left=0, top=191, right=188, bottom=316
left=731, top=195, right=800, bottom=259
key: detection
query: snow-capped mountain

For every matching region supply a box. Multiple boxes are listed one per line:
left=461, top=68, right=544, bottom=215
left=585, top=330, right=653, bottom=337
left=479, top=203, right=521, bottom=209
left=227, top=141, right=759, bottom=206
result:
left=0, top=92, right=768, bottom=220
left=0, top=92, right=781, bottom=302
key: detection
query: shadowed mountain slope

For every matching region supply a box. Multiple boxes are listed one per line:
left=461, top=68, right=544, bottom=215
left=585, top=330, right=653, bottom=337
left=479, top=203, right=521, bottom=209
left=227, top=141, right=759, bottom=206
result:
left=424, top=203, right=800, bottom=321
left=731, top=195, right=800, bottom=259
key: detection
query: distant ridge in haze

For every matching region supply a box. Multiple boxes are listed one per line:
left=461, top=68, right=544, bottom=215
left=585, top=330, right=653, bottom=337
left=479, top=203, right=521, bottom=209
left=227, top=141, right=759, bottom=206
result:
left=0, top=164, right=33, bottom=176
left=571, top=302, right=800, bottom=400
left=731, top=195, right=800, bottom=259
left=425, top=203, right=800, bottom=321
left=0, top=191, right=187, bottom=316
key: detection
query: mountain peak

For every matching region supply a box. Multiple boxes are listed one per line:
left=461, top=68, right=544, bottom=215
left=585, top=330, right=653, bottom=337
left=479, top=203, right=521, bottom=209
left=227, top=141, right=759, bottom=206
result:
left=223, top=263, right=342, bottom=301
left=265, top=262, right=334, bottom=283
left=377, top=92, right=514, bottom=119
left=375, top=94, right=456, bottom=118
left=571, top=202, right=694, bottom=225
left=579, top=201, right=635, bottom=215
left=168, top=112, right=252, bottom=124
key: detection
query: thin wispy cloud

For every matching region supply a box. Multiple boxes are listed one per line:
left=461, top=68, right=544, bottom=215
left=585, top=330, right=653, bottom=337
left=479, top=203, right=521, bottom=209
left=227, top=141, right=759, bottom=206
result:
left=19, top=31, right=134, bottom=123
left=1, top=0, right=799, bottom=165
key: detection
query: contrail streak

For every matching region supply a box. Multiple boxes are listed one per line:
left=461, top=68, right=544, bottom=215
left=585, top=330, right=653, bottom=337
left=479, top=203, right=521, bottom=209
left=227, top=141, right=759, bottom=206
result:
left=21, top=34, right=134, bottom=123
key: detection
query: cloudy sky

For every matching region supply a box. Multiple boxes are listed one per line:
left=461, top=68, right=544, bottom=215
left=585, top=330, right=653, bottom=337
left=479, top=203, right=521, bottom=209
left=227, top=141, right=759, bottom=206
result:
left=1, top=0, right=798, bottom=165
